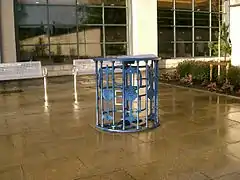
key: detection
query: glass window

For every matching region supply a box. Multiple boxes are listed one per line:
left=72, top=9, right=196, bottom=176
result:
left=105, top=26, right=126, bottom=42
left=158, top=27, right=174, bottom=42
left=195, top=28, right=209, bottom=41
left=50, top=44, right=77, bottom=64
left=78, top=26, right=103, bottom=43
left=17, top=0, right=47, bottom=4
left=20, top=45, right=50, bottom=63
left=105, top=44, right=127, bottom=56
left=104, top=8, right=126, bottom=24
left=157, top=0, right=173, bottom=9
left=211, top=13, right=221, bottom=27
left=157, top=9, right=173, bottom=26
left=77, top=0, right=102, bottom=5
left=103, top=0, right=126, bottom=6
left=176, top=27, right=192, bottom=41
left=176, top=0, right=192, bottom=10
left=48, top=0, right=76, bottom=5
left=19, top=25, right=48, bottom=45
left=195, top=0, right=209, bottom=11
left=211, top=28, right=219, bottom=41
left=176, top=43, right=192, bottom=57
left=49, top=25, right=78, bottom=44
left=194, top=12, right=209, bottom=26
left=85, top=44, right=103, bottom=57
left=211, top=0, right=222, bottom=12
left=176, top=11, right=192, bottom=26
left=77, top=7, right=102, bottom=24
left=194, top=43, right=209, bottom=56
left=49, top=6, right=77, bottom=25
left=17, top=5, right=48, bottom=25
left=158, top=42, right=174, bottom=58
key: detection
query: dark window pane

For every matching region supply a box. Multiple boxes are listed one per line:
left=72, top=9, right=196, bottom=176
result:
left=84, top=44, right=103, bottom=57
left=17, top=5, right=48, bottom=25
left=77, top=0, right=102, bottom=5
left=194, top=43, right=209, bottom=56
left=195, top=12, right=209, bottom=26
left=158, top=27, right=174, bottom=42
left=176, top=11, right=192, bottom=26
left=195, top=28, right=209, bottom=41
left=105, top=26, right=126, bottom=42
left=78, top=26, right=103, bottom=43
left=104, top=8, right=126, bottom=24
left=48, top=0, right=76, bottom=5
left=158, top=42, right=173, bottom=58
left=77, top=7, right=102, bottom=24
left=176, top=0, right=192, bottom=10
left=195, top=0, right=209, bottom=11
left=176, top=27, right=192, bottom=41
left=211, top=13, right=221, bottom=27
left=211, top=28, right=219, bottom=41
left=157, top=9, right=173, bottom=26
left=20, top=45, right=50, bottom=62
left=105, top=44, right=127, bottom=56
left=17, top=0, right=47, bottom=4
left=157, top=0, right=173, bottom=9
left=49, top=25, right=77, bottom=44
left=19, top=25, right=48, bottom=45
left=50, top=44, right=77, bottom=64
left=176, top=43, right=192, bottom=57
left=49, top=6, right=76, bottom=25
left=103, top=0, right=126, bottom=6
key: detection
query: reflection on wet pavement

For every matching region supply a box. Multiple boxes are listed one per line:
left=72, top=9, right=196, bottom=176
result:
left=1, top=76, right=240, bottom=179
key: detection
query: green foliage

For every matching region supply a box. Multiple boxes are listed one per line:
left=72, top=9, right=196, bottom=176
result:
left=227, top=66, right=240, bottom=89
left=176, top=61, right=226, bottom=82
left=208, top=23, right=231, bottom=59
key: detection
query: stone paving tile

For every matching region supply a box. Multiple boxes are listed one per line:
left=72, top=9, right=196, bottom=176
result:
left=1, top=79, right=240, bottom=179
left=214, top=173, right=240, bottom=180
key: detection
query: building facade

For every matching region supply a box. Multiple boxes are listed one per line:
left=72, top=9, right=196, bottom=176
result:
left=0, top=0, right=227, bottom=65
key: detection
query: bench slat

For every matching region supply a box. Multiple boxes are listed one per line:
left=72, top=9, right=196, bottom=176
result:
left=0, top=62, right=43, bottom=81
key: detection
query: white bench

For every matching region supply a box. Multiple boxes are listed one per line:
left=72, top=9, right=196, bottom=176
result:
left=72, top=59, right=122, bottom=102
left=0, top=61, right=48, bottom=101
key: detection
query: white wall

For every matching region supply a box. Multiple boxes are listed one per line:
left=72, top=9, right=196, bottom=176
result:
left=0, top=0, right=17, bottom=63
left=129, top=0, right=158, bottom=56
left=230, top=1, right=240, bottom=66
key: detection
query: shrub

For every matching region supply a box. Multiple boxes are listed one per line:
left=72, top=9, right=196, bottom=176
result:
left=176, top=60, right=226, bottom=83
left=227, top=66, right=240, bottom=89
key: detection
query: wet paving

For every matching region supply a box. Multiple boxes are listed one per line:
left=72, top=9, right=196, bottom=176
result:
left=1, top=76, right=240, bottom=179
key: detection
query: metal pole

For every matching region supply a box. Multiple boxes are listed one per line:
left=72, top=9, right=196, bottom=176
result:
left=95, top=61, right=99, bottom=126
left=42, top=67, right=48, bottom=102
left=112, top=61, right=115, bottom=129
left=122, top=63, right=126, bottom=130
left=145, top=60, right=149, bottom=128
left=154, top=60, right=159, bottom=124
left=218, top=0, right=221, bottom=78
left=100, top=61, right=104, bottom=127
left=173, top=0, right=176, bottom=58
left=72, top=66, right=78, bottom=103
left=136, top=61, right=140, bottom=130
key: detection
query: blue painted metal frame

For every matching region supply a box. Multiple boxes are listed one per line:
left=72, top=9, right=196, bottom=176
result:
left=93, top=54, right=160, bottom=133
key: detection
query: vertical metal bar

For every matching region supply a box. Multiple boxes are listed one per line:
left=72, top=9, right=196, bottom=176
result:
left=122, top=63, right=126, bottom=130
left=150, top=60, right=154, bottom=116
left=209, top=0, right=212, bottom=56
left=74, top=70, right=78, bottom=103
left=102, top=2, right=106, bottom=57
left=192, top=0, right=195, bottom=57
left=173, top=0, right=176, bottom=58
left=95, top=61, right=99, bottom=126
left=126, top=0, right=130, bottom=55
left=145, top=60, right=149, bottom=128
left=154, top=60, right=159, bottom=124
left=112, top=61, right=115, bottom=129
left=100, top=61, right=104, bottom=127
left=136, top=61, right=140, bottom=130
left=43, top=67, right=48, bottom=102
